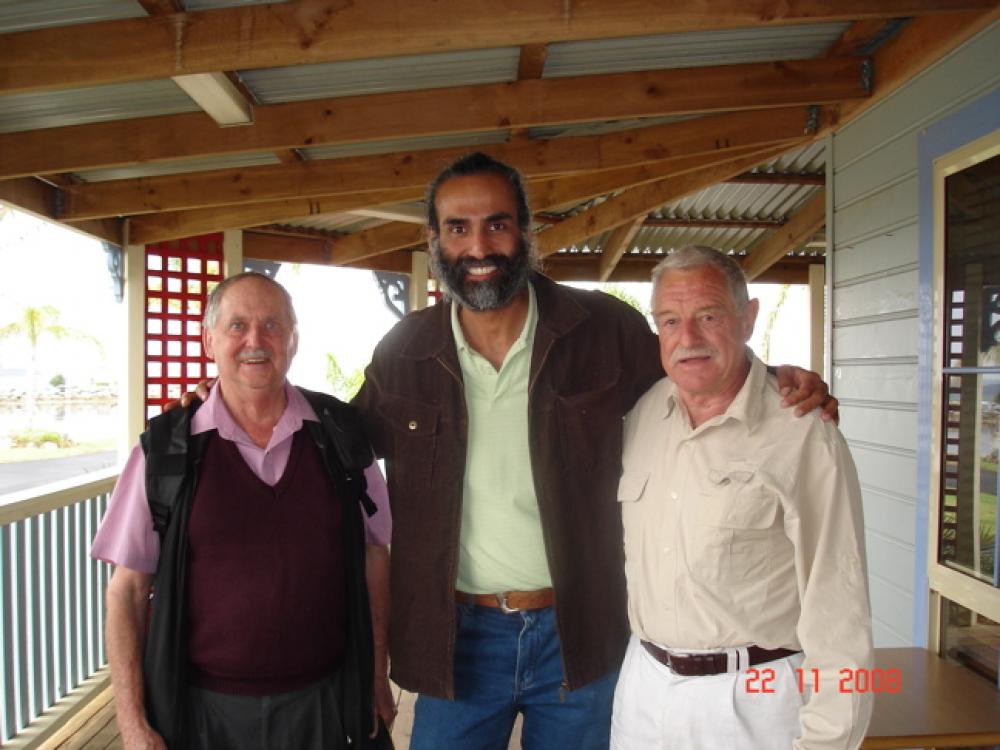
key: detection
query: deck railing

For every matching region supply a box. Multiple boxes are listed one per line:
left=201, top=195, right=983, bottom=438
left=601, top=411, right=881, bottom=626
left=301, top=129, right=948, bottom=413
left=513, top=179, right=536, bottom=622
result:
left=0, top=468, right=118, bottom=745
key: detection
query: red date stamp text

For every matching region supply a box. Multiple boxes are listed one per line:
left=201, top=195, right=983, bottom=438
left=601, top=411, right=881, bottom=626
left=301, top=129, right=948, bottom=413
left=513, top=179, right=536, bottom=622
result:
left=744, top=667, right=902, bottom=694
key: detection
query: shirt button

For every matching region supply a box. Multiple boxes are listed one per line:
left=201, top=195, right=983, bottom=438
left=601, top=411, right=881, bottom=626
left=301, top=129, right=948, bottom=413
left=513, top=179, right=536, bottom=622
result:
left=670, top=492, right=678, bottom=500
left=408, top=420, right=418, bottom=431
left=663, top=546, right=671, bottom=553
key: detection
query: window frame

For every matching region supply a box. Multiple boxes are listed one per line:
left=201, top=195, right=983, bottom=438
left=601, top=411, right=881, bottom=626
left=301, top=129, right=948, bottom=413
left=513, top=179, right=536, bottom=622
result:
left=927, top=127, right=1000, bottom=643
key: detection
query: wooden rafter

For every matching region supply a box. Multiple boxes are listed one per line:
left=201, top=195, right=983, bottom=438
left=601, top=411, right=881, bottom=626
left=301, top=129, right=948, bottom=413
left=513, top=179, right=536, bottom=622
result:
left=542, top=253, right=820, bottom=284
left=517, top=44, right=548, bottom=80
left=0, top=57, right=868, bottom=180
left=534, top=144, right=800, bottom=257
left=59, top=107, right=816, bottom=221
left=326, top=222, right=426, bottom=266
left=126, top=187, right=423, bottom=245
left=127, top=147, right=789, bottom=244
left=534, top=214, right=786, bottom=230
left=825, top=19, right=896, bottom=57
left=829, top=9, right=1000, bottom=130
left=597, top=218, right=646, bottom=282
left=741, top=189, right=826, bottom=280
left=1, top=0, right=990, bottom=94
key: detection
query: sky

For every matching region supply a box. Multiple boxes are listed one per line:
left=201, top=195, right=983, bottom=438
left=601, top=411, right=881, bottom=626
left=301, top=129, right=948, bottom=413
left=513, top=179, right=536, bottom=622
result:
left=0, top=205, right=812, bottom=402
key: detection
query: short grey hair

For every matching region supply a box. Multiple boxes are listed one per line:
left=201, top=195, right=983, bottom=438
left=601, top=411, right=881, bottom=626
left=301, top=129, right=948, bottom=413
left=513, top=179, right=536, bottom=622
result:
left=650, top=245, right=749, bottom=309
left=203, top=271, right=298, bottom=329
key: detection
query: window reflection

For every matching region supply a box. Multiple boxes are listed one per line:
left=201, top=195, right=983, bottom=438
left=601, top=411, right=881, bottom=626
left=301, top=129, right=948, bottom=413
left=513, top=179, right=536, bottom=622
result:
left=939, top=153, right=1000, bottom=586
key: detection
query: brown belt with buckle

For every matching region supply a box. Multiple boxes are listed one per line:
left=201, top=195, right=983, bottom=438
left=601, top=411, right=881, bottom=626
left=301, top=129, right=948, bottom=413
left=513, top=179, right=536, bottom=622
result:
left=455, top=588, right=555, bottom=613
left=641, top=641, right=799, bottom=677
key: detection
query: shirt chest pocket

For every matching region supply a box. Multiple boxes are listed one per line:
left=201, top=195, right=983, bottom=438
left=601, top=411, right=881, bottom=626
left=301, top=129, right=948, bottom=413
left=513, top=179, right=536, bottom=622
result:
left=689, top=465, right=781, bottom=586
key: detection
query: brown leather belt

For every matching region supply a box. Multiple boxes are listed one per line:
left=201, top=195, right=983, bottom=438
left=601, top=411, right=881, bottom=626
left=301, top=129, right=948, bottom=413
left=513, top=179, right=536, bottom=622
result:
left=455, top=588, right=555, bottom=613
left=641, top=641, right=799, bottom=677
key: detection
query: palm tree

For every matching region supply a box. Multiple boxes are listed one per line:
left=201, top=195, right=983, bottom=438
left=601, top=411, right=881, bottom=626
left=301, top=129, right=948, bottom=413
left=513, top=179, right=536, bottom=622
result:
left=0, top=305, right=96, bottom=407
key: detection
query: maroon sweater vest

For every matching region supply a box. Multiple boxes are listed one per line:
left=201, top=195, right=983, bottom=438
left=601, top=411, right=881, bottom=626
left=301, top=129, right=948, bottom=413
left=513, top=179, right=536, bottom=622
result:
left=184, top=430, right=347, bottom=694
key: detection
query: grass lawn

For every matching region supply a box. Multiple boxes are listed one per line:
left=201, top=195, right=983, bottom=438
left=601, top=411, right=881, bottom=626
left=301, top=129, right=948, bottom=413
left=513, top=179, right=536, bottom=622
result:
left=0, top=438, right=116, bottom=464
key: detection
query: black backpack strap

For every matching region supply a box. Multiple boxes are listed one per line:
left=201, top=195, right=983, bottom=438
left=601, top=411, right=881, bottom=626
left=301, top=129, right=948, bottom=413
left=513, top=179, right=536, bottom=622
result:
left=297, top=386, right=375, bottom=745
left=298, top=387, right=377, bottom=517
left=141, top=400, right=204, bottom=538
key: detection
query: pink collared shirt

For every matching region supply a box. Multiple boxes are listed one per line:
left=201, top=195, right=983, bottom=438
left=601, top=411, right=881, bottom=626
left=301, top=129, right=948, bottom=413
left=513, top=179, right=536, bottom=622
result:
left=91, top=382, right=391, bottom=574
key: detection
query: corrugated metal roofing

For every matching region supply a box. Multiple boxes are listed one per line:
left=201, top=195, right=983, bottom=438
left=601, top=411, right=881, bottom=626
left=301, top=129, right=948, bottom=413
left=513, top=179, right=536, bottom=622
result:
left=0, top=80, right=199, bottom=134
left=544, top=22, right=850, bottom=77
left=302, top=130, right=509, bottom=161
left=240, top=47, right=520, bottom=104
left=275, top=213, right=384, bottom=234
left=76, top=151, right=281, bottom=182
left=529, top=114, right=695, bottom=141
left=660, top=182, right=818, bottom=221
left=543, top=139, right=826, bottom=257
left=185, top=0, right=288, bottom=9
left=0, top=0, right=144, bottom=33
left=754, top=139, right=826, bottom=174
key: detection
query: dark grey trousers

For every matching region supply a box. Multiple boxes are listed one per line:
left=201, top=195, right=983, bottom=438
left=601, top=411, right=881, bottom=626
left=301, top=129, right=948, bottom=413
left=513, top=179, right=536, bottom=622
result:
left=186, top=673, right=345, bottom=750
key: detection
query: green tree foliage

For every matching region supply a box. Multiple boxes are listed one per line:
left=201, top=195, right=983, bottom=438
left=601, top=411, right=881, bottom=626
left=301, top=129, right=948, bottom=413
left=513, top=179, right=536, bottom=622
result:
left=602, top=285, right=648, bottom=316
left=325, top=353, right=365, bottom=401
left=49, top=373, right=65, bottom=388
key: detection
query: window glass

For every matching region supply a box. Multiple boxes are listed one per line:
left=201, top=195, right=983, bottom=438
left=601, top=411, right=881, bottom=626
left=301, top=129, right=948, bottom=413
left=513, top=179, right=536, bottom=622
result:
left=939, top=153, right=1000, bottom=586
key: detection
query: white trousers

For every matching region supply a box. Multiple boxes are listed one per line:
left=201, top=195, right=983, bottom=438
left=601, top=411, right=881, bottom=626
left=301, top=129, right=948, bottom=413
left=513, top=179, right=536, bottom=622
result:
left=611, top=635, right=806, bottom=750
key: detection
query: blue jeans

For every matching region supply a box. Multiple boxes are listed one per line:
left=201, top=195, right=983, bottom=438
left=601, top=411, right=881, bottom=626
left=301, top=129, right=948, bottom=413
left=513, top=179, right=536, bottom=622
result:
left=410, top=604, right=617, bottom=750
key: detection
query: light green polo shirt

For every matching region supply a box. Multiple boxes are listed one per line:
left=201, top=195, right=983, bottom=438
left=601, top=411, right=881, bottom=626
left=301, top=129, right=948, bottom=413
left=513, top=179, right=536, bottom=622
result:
left=451, top=284, right=552, bottom=593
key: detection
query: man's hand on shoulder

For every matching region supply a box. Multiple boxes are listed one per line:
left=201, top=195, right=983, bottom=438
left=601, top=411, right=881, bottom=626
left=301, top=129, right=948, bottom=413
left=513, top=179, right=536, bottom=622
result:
left=161, top=378, right=215, bottom=412
left=775, top=365, right=839, bottom=423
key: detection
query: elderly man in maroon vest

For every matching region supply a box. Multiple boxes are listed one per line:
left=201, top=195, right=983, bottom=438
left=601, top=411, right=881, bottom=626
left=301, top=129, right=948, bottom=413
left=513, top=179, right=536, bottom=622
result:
left=92, top=273, right=391, bottom=750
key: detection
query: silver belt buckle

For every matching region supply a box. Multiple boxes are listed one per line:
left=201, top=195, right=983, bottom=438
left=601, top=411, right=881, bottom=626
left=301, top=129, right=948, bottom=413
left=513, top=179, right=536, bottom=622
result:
left=495, top=592, right=520, bottom=614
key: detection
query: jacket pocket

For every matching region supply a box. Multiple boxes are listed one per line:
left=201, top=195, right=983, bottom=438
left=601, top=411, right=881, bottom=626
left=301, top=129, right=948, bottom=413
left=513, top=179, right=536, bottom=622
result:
left=555, top=368, right=624, bottom=467
left=377, top=394, right=439, bottom=492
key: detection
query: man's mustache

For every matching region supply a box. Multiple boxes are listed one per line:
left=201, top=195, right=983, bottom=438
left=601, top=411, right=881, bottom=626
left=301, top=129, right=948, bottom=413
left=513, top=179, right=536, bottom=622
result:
left=237, top=348, right=271, bottom=362
left=670, top=346, right=716, bottom=365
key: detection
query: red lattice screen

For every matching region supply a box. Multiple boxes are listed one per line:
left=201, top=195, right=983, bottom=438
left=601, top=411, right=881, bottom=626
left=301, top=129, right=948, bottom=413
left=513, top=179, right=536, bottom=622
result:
left=144, top=234, right=224, bottom=420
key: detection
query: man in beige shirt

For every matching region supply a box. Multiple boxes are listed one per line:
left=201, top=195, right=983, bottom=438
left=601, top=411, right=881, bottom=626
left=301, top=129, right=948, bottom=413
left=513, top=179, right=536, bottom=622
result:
left=611, top=246, right=873, bottom=749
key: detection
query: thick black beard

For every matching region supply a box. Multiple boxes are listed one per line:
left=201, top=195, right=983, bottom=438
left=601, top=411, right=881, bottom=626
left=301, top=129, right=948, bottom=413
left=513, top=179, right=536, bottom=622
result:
left=430, top=239, right=532, bottom=312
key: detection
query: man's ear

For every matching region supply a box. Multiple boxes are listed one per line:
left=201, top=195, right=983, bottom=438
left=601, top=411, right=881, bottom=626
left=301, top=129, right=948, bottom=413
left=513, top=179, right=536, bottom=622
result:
left=742, top=298, right=760, bottom=342
left=202, top=325, right=216, bottom=361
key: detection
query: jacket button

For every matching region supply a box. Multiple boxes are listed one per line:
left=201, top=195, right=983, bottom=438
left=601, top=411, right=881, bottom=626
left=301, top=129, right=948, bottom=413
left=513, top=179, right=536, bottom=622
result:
left=408, top=420, right=418, bottom=430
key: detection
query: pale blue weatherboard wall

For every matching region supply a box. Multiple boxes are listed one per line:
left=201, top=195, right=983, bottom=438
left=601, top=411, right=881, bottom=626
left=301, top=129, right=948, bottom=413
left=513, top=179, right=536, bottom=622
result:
left=829, top=21, right=1000, bottom=648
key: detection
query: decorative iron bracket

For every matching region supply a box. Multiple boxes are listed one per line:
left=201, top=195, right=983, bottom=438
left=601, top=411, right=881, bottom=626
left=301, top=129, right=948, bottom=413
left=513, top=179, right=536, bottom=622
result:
left=374, top=272, right=409, bottom=320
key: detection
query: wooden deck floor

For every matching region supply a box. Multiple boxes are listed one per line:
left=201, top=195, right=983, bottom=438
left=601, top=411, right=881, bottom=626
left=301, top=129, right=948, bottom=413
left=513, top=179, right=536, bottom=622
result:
left=48, top=684, right=522, bottom=749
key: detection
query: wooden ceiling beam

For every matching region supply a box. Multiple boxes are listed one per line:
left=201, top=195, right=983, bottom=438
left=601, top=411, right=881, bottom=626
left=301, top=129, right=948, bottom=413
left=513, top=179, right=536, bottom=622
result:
left=243, top=229, right=415, bottom=272
left=535, top=214, right=787, bottom=230
left=2, top=0, right=990, bottom=94
left=61, top=106, right=817, bottom=221
left=517, top=43, right=548, bottom=80
left=827, top=8, right=1000, bottom=132
left=0, top=176, right=124, bottom=244
left=534, top=143, right=802, bottom=257
left=824, top=19, right=896, bottom=57
left=597, top=217, right=645, bottom=282
left=543, top=253, right=820, bottom=284
left=0, top=56, right=867, bottom=180
left=326, top=222, right=426, bottom=266
left=530, top=144, right=792, bottom=210
left=127, top=187, right=423, bottom=245
left=126, top=147, right=786, bottom=244
left=741, top=189, right=826, bottom=280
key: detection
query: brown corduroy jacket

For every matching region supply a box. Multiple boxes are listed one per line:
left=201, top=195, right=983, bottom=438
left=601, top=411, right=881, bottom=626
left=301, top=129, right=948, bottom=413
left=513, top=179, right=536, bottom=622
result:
left=353, top=273, right=663, bottom=698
